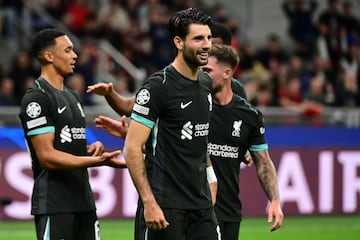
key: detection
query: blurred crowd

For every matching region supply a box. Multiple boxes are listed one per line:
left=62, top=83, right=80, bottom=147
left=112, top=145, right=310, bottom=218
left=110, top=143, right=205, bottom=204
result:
left=0, top=0, right=359, bottom=117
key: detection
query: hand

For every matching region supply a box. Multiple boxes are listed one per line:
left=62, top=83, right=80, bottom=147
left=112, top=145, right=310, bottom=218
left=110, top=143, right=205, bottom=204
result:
left=102, top=150, right=127, bottom=168
left=144, top=201, right=169, bottom=230
left=94, top=115, right=128, bottom=139
left=86, top=82, right=113, bottom=96
left=267, top=200, right=284, bottom=232
left=87, top=141, right=104, bottom=156
left=242, top=151, right=253, bottom=167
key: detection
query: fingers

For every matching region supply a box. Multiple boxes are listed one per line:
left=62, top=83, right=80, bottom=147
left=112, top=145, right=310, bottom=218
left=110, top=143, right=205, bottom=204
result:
left=120, top=115, right=128, bottom=126
left=270, top=220, right=281, bottom=232
left=268, top=211, right=284, bottom=232
left=87, top=141, right=104, bottom=156
left=146, top=220, right=169, bottom=230
left=86, top=82, right=112, bottom=95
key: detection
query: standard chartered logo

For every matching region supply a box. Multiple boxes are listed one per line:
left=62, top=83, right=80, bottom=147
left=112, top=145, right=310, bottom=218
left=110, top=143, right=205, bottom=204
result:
left=208, top=143, right=239, bottom=159
left=60, top=125, right=86, bottom=143
left=181, top=121, right=193, bottom=140
left=181, top=121, right=209, bottom=140
left=60, top=125, right=72, bottom=143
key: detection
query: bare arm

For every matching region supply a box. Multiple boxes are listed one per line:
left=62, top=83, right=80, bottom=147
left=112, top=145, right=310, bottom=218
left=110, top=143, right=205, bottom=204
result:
left=30, top=133, right=123, bottom=169
left=123, top=120, right=169, bottom=230
left=251, top=150, right=284, bottom=232
left=86, top=82, right=135, bottom=117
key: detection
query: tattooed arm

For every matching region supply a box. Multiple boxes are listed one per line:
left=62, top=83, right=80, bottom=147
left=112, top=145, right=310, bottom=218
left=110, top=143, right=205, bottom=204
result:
left=251, top=150, right=284, bottom=232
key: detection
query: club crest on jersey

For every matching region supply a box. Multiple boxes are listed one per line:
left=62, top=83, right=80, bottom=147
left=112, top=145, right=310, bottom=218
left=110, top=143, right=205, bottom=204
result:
left=26, top=102, right=41, bottom=118
left=232, top=120, right=242, bottom=137
left=136, top=89, right=150, bottom=105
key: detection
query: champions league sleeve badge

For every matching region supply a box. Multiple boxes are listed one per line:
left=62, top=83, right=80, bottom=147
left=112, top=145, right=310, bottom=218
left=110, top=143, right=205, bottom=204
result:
left=26, top=102, right=41, bottom=118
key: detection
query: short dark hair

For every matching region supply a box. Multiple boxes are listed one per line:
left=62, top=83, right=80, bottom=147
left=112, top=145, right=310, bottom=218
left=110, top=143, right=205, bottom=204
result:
left=211, top=21, right=232, bottom=45
left=210, top=44, right=239, bottom=70
left=31, top=28, right=65, bottom=64
left=168, top=8, right=212, bottom=40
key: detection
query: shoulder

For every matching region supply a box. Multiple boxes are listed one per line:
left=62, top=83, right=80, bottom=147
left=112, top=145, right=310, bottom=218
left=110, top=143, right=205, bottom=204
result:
left=233, top=95, right=263, bottom=117
left=231, top=78, right=247, bottom=99
left=142, top=68, right=170, bottom=88
left=199, top=70, right=212, bottom=89
left=21, top=79, right=49, bottom=104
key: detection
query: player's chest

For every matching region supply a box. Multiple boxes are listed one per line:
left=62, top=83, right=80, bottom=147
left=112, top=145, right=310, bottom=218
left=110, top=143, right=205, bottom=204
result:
left=209, top=109, right=251, bottom=145
left=51, top=92, right=85, bottom=124
left=163, top=89, right=212, bottom=122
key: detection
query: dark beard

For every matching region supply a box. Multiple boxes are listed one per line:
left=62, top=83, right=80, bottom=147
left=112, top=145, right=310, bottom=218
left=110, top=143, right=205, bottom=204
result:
left=183, top=46, right=207, bottom=68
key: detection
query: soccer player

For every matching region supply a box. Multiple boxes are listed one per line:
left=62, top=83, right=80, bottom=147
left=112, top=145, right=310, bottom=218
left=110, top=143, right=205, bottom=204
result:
left=123, top=8, right=220, bottom=240
left=202, top=44, right=284, bottom=240
left=18, top=28, right=125, bottom=240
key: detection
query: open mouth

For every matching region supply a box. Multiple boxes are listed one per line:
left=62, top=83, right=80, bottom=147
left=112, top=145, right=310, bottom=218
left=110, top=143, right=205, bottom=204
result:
left=199, top=52, right=209, bottom=60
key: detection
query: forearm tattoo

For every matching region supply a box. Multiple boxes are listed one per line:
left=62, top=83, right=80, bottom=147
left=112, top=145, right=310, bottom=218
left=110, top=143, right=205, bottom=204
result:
left=252, top=151, right=280, bottom=201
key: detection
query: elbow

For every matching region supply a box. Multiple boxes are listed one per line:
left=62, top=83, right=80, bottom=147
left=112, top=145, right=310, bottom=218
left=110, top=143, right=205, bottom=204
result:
left=123, top=144, right=131, bottom=163
left=39, top=160, right=57, bottom=170
left=37, top=154, right=60, bottom=170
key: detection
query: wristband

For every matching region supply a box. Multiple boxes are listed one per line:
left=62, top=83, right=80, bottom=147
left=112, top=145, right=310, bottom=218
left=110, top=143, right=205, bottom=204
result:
left=206, top=166, right=217, bottom=183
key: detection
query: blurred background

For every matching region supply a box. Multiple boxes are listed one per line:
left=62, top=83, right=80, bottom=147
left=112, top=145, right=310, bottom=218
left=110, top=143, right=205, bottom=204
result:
left=0, top=0, right=359, bottom=222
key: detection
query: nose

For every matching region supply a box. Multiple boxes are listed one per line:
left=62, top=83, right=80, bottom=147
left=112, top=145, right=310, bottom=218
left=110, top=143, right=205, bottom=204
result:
left=73, top=51, right=78, bottom=59
left=203, top=38, right=212, bottom=49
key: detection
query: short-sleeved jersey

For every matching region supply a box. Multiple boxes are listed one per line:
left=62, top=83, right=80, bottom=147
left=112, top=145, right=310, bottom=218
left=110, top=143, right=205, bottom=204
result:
left=19, top=78, right=95, bottom=215
left=131, top=65, right=213, bottom=209
left=231, top=78, right=247, bottom=99
left=208, top=94, right=268, bottom=222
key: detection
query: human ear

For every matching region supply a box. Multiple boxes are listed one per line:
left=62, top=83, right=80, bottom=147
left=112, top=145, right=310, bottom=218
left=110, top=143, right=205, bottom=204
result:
left=43, top=50, right=53, bottom=63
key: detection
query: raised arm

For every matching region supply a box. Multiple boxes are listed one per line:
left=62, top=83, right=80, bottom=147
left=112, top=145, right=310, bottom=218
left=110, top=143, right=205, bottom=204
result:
left=87, top=82, right=135, bottom=117
left=250, top=150, right=284, bottom=232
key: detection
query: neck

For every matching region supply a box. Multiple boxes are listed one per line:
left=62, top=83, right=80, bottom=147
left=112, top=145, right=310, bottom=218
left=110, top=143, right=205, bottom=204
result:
left=40, top=67, right=65, bottom=90
left=172, top=55, right=199, bottom=80
left=213, top=82, right=233, bottom=105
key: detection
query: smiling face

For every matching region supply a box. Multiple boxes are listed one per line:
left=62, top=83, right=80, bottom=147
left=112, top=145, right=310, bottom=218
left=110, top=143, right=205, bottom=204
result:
left=49, top=35, right=78, bottom=76
left=179, top=23, right=212, bottom=68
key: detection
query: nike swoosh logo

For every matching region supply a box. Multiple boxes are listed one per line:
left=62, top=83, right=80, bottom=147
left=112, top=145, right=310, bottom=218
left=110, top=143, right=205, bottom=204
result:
left=180, top=101, right=192, bottom=109
left=57, top=106, right=67, bottom=114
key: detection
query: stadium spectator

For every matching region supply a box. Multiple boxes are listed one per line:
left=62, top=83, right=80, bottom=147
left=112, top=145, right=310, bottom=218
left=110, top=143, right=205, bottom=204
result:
left=256, top=34, right=289, bottom=76
left=337, top=72, right=360, bottom=106
left=282, top=0, right=318, bottom=60
left=73, top=39, right=97, bottom=105
left=0, top=76, right=16, bottom=106
left=287, top=54, right=312, bottom=95
left=8, top=50, right=39, bottom=104
left=61, top=0, right=94, bottom=36
left=340, top=41, right=360, bottom=76
left=147, top=3, right=173, bottom=72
